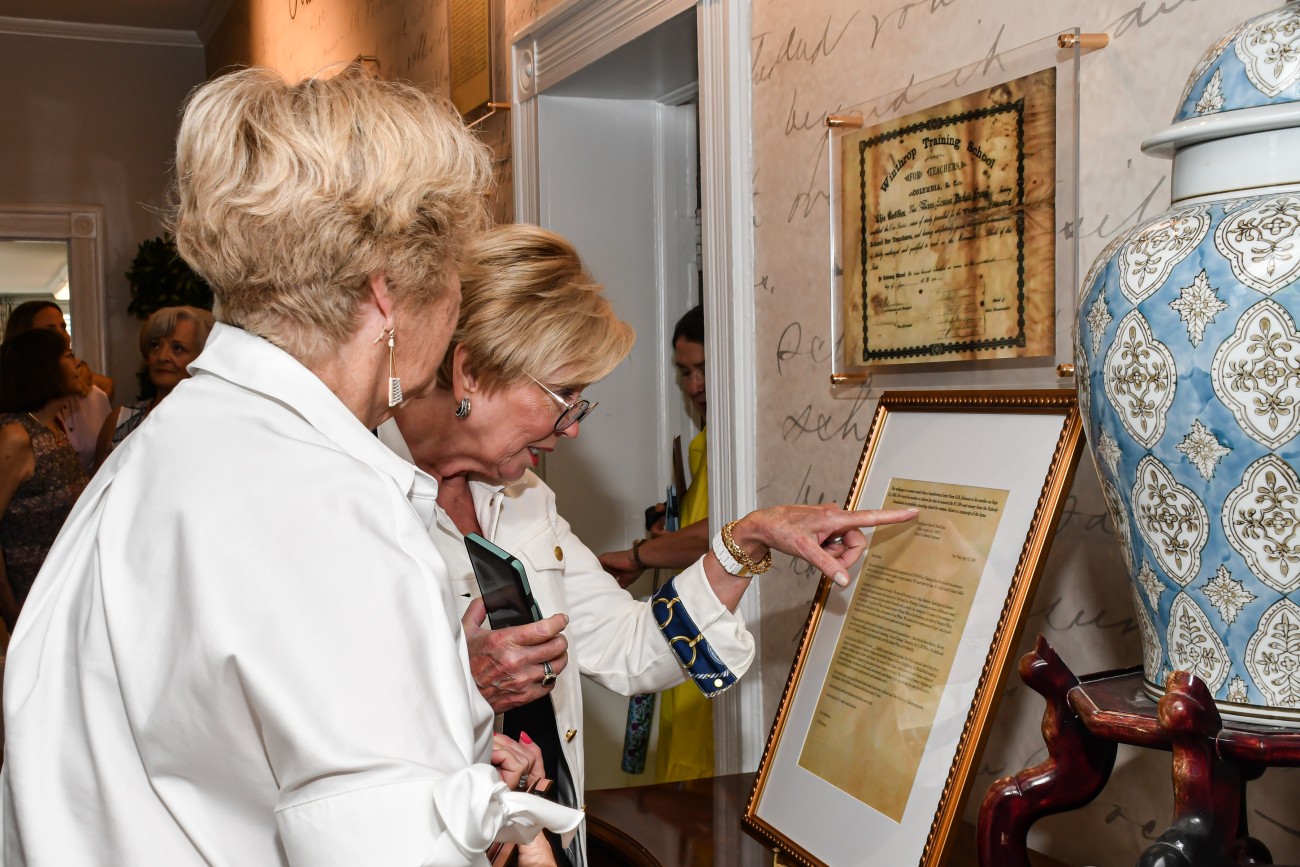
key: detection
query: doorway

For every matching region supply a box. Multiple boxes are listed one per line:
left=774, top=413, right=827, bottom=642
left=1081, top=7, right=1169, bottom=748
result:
left=512, top=0, right=759, bottom=786
left=0, top=205, right=107, bottom=374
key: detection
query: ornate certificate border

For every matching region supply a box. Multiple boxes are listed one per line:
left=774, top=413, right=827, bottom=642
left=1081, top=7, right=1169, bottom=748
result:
left=856, top=99, right=1029, bottom=362
left=743, top=389, right=1082, bottom=867
left=826, top=29, right=1091, bottom=391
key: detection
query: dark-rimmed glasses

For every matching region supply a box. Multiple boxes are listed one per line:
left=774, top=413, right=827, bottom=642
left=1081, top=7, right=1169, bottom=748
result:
left=526, top=374, right=596, bottom=433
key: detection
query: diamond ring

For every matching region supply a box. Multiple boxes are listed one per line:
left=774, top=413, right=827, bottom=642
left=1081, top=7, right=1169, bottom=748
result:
left=541, top=660, right=558, bottom=687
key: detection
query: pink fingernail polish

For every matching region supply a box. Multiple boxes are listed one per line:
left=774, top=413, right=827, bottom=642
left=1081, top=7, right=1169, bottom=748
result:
left=520, top=731, right=533, bottom=745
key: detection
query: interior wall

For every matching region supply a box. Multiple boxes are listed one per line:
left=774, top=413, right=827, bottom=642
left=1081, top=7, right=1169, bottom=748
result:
left=205, top=0, right=521, bottom=224
left=748, top=1, right=1291, bottom=865
left=0, top=33, right=206, bottom=393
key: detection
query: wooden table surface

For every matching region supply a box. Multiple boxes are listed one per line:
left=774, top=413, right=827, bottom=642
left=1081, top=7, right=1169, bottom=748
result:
left=585, top=773, right=775, bottom=867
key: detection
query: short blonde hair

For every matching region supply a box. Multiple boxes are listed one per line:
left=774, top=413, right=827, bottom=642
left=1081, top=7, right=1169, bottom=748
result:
left=138, top=306, right=216, bottom=359
left=171, top=65, right=492, bottom=362
left=438, top=224, right=634, bottom=391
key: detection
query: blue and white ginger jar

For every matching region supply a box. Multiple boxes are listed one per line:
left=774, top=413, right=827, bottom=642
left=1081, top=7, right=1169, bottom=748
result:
left=1077, top=0, right=1300, bottom=725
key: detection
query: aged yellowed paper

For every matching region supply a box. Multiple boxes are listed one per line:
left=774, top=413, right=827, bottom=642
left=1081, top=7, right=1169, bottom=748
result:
left=842, top=68, right=1056, bottom=366
left=798, top=478, right=1009, bottom=821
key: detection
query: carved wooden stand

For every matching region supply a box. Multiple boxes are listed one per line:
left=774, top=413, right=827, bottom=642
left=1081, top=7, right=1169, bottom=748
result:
left=978, top=636, right=1300, bottom=867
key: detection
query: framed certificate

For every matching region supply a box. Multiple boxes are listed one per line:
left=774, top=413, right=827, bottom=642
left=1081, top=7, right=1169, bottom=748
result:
left=744, top=389, right=1082, bottom=866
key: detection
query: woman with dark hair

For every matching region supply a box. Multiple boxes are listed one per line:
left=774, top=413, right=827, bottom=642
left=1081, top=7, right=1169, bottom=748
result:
left=4, top=299, right=114, bottom=399
left=0, top=328, right=87, bottom=627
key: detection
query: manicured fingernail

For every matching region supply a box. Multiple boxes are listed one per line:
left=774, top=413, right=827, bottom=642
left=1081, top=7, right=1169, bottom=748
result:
left=520, top=731, right=533, bottom=745
left=906, top=507, right=920, bottom=512
left=833, top=572, right=849, bottom=587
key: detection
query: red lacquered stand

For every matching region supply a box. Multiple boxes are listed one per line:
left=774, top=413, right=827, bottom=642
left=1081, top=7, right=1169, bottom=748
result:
left=978, top=636, right=1300, bottom=867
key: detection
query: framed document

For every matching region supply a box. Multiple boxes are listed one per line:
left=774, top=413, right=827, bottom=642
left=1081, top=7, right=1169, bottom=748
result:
left=744, top=389, right=1082, bottom=867
left=827, top=29, right=1091, bottom=390
left=843, top=69, right=1056, bottom=366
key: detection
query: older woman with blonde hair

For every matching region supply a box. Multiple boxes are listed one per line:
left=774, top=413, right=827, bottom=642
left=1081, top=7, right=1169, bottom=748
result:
left=1, top=66, right=581, bottom=866
left=380, top=223, right=916, bottom=867
left=94, top=305, right=215, bottom=467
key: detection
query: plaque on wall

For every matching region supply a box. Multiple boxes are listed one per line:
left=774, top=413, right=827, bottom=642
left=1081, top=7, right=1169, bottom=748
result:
left=843, top=70, right=1056, bottom=366
left=826, top=30, right=1095, bottom=390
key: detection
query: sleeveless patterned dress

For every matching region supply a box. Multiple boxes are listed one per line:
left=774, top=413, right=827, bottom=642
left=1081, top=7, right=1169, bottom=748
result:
left=0, top=413, right=88, bottom=604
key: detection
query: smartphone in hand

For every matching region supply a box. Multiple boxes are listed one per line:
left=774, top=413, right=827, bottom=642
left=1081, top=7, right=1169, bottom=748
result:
left=464, top=533, right=543, bottom=629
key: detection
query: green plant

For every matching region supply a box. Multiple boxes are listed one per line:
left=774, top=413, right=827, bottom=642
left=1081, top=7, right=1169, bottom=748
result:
left=125, top=234, right=212, bottom=319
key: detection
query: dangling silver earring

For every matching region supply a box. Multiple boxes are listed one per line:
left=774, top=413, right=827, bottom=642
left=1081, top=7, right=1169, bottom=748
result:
left=455, top=397, right=471, bottom=419
left=373, top=326, right=402, bottom=407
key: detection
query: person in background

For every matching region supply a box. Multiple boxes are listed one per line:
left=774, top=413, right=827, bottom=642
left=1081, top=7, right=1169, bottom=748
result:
left=0, top=328, right=88, bottom=629
left=3, top=299, right=114, bottom=399
left=1, top=65, right=578, bottom=865
left=598, top=303, right=715, bottom=782
left=3, top=300, right=113, bottom=472
left=93, top=305, right=214, bottom=468
left=62, top=360, right=111, bottom=472
left=379, top=225, right=916, bottom=866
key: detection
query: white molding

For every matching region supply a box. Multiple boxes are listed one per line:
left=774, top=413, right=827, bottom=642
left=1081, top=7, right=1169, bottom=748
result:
left=697, top=0, right=758, bottom=775
left=513, top=0, right=694, bottom=100
left=0, top=15, right=201, bottom=47
left=0, top=204, right=107, bottom=373
left=511, top=94, right=540, bottom=224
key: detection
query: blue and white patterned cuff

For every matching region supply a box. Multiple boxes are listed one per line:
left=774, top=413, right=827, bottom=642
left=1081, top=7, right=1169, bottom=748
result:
left=651, top=578, right=738, bottom=697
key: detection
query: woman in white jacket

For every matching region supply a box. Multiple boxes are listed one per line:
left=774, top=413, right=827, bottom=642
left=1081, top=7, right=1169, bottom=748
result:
left=1, top=67, right=578, bottom=866
left=380, top=224, right=916, bottom=867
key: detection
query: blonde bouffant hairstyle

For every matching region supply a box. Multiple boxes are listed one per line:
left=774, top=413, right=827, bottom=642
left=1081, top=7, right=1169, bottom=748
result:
left=171, top=64, right=492, bottom=362
left=438, top=224, right=635, bottom=392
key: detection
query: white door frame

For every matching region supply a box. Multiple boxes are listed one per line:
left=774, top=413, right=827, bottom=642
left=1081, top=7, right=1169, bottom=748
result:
left=0, top=204, right=107, bottom=372
left=511, top=0, right=761, bottom=772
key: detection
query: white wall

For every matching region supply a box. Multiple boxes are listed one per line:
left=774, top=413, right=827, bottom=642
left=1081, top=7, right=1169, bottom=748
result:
left=0, top=32, right=207, bottom=393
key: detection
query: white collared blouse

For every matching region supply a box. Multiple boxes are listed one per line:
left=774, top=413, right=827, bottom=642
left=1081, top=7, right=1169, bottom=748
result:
left=1, top=324, right=579, bottom=866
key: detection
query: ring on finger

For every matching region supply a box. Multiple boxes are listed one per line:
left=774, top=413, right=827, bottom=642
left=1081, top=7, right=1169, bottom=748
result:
left=541, top=660, right=558, bottom=687
left=516, top=773, right=530, bottom=791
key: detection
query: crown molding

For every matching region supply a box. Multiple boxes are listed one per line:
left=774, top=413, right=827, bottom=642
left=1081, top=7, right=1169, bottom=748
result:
left=0, top=15, right=202, bottom=47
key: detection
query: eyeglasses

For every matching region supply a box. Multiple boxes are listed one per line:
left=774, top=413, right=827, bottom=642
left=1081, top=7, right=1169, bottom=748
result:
left=526, top=374, right=596, bottom=433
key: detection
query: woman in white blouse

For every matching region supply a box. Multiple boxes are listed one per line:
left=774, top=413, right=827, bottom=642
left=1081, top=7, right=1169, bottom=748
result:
left=0, top=66, right=578, bottom=866
left=380, top=224, right=917, bottom=866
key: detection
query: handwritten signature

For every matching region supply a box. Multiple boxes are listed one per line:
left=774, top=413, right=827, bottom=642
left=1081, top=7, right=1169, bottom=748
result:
left=782, top=387, right=873, bottom=444
left=775, top=321, right=841, bottom=375
left=1062, top=176, right=1167, bottom=243
left=1108, top=0, right=1206, bottom=41
left=1031, top=595, right=1140, bottom=637
left=752, top=12, right=860, bottom=85
left=867, top=0, right=961, bottom=50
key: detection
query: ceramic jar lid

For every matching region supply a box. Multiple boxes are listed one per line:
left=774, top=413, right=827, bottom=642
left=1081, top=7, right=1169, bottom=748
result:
left=1143, top=1, right=1300, bottom=159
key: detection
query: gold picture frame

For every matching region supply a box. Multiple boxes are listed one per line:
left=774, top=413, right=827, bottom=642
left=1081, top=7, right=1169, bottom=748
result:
left=744, top=389, right=1082, bottom=866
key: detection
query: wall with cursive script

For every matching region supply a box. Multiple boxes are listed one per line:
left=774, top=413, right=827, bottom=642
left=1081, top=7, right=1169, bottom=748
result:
left=750, top=0, right=1297, bottom=863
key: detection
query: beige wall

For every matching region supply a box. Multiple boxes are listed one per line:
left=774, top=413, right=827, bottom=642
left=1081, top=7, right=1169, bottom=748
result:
left=205, top=0, right=521, bottom=224
left=749, top=1, right=1295, bottom=864
left=0, top=33, right=206, bottom=393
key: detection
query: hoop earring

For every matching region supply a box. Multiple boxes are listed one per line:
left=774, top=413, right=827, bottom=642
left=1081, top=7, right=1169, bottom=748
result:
left=455, top=397, right=471, bottom=419
left=373, top=326, right=402, bottom=407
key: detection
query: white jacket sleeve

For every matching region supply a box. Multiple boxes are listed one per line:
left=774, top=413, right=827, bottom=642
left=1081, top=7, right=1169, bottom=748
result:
left=510, top=478, right=754, bottom=697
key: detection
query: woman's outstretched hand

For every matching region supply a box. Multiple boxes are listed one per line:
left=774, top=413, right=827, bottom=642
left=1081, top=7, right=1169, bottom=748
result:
left=701, top=503, right=918, bottom=611
left=736, top=502, right=918, bottom=587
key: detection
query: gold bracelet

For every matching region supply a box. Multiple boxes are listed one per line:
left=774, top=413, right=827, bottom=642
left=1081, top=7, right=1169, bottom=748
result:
left=720, top=519, right=773, bottom=575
